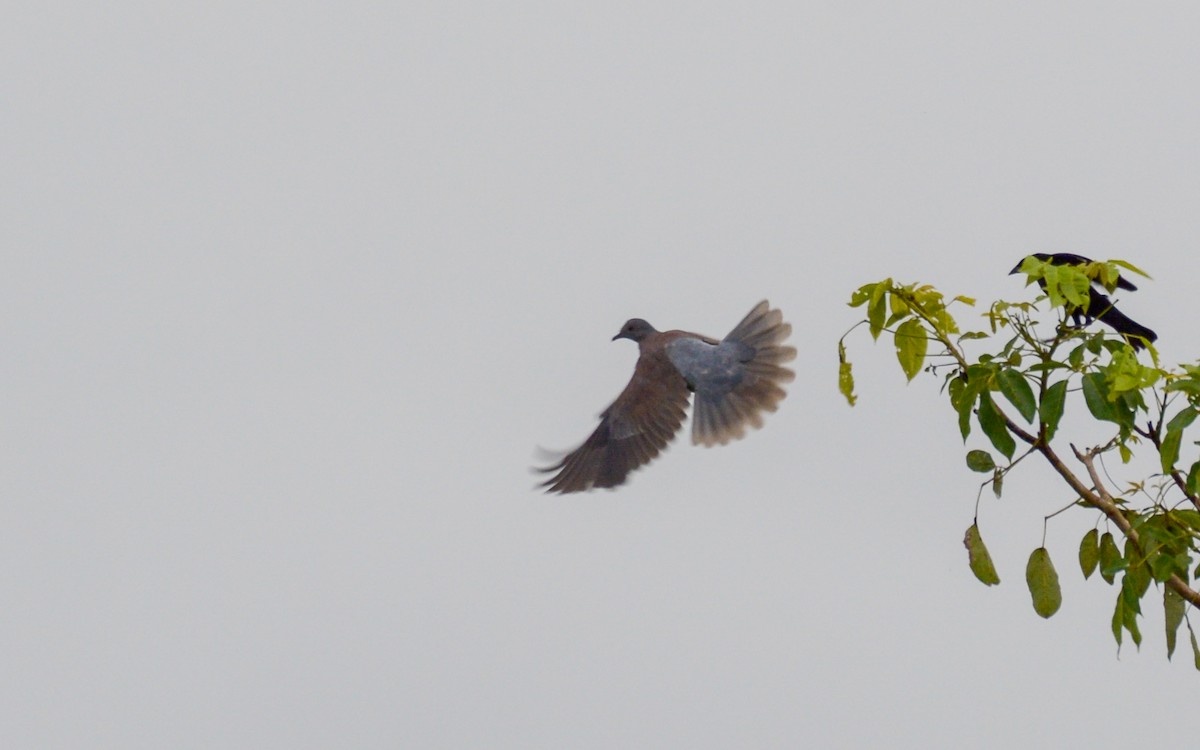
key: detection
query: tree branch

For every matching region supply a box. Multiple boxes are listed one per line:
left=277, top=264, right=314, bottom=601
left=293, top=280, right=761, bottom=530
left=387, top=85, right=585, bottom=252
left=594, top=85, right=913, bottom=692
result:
left=1070, top=444, right=1200, bottom=610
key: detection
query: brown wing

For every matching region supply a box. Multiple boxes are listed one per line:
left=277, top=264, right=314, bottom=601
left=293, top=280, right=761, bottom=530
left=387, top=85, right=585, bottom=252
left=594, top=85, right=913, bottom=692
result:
left=538, top=349, right=691, bottom=493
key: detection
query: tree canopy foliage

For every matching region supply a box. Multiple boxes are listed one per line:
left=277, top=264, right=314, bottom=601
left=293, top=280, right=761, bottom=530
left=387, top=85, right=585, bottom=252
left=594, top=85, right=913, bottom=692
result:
left=840, top=256, right=1200, bottom=669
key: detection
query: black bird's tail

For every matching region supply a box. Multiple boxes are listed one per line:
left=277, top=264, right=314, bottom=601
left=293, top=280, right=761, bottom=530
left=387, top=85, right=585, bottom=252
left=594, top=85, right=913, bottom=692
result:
left=1089, top=291, right=1157, bottom=350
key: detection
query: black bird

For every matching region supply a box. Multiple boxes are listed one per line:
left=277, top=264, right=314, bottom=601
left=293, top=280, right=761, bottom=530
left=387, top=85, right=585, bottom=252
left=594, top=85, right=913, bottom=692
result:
left=1010, top=253, right=1156, bottom=350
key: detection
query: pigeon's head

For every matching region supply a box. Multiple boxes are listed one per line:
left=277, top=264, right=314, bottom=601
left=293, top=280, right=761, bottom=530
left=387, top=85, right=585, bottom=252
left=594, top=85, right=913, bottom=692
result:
left=612, top=318, right=657, bottom=342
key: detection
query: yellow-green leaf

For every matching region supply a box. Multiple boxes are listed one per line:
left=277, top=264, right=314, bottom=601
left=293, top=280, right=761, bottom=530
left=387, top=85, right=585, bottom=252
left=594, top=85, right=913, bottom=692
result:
left=894, top=318, right=927, bottom=382
left=1026, top=547, right=1062, bottom=618
left=1110, top=259, right=1151, bottom=281
left=867, top=280, right=889, bottom=339
left=838, top=340, right=857, bottom=406
left=964, top=524, right=1000, bottom=586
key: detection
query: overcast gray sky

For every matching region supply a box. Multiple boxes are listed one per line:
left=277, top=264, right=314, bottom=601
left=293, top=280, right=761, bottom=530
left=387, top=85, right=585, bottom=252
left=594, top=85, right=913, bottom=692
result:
left=4, top=2, right=1199, bottom=747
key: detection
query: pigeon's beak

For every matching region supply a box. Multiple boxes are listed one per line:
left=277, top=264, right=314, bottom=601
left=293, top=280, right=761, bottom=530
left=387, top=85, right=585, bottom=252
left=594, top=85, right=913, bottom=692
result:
left=612, top=332, right=624, bottom=341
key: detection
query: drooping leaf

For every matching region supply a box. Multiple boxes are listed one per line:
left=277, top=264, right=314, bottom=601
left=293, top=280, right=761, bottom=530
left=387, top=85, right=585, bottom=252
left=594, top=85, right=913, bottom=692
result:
left=1081, top=373, right=1117, bottom=423
left=1112, top=593, right=1124, bottom=646
left=838, top=340, right=857, bottom=406
left=1026, top=547, right=1062, bottom=618
left=1078, top=528, right=1099, bottom=579
left=1119, top=575, right=1144, bottom=648
left=867, top=280, right=889, bottom=339
left=992, top=468, right=1003, bottom=498
left=1098, top=532, right=1120, bottom=585
left=1123, top=538, right=1149, bottom=589
left=894, top=318, right=927, bottom=382
left=955, top=380, right=978, bottom=441
left=1125, top=556, right=1151, bottom=600
left=1165, top=588, right=1184, bottom=660
left=1160, top=406, right=1198, bottom=474
left=965, top=450, right=995, bottom=473
left=1191, top=628, right=1200, bottom=671
left=977, top=392, right=1016, bottom=459
left=964, top=524, right=1000, bottom=586
left=1039, top=380, right=1068, bottom=442
left=997, top=368, right=1036, bottom=423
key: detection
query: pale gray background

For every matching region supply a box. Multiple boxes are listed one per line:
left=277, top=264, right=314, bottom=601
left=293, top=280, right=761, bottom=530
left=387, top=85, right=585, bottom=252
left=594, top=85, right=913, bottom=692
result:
left=4, top=2, right=1198, bottom=748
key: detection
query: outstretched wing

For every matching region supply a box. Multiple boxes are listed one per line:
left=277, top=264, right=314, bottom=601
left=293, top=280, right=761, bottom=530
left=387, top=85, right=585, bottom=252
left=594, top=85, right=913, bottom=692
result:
left=537, top=350, right=691, bottom=493
left=666, top=300, right=797, bottom=446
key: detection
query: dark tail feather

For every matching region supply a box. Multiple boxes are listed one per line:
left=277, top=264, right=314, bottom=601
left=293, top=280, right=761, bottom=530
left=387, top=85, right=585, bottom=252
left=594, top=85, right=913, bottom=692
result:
left=1091, top=295, right=1157, bottom=350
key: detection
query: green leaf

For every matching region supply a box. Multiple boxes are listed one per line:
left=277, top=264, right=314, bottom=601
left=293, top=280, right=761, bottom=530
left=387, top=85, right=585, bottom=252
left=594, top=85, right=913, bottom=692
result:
left=1039, top=380, right=1068, bottom=442
left=1161, top=406, right=1198, bottom=474
left=1098, top=532, right=1121, bottom=585
left=1078, top=528, right=1100, bottom=579
left=838, top=340, right=857, bottom=406
left=1188, top=461, right=1200, bottom=497
left=1165, top=588, right=1184, bottom=660
left=1125, top=556, right=1151, bottom=600
left=977, top=392, right=1016, bottom=459
left=955, top=380, right=978, bottom=441
left=964, top=524, right=1001, bottom=586
left=1119, top=575, right=1144, bottom=648
left=1192, top=628, right=1200, bottom=671
left=1081, top=373, right=1117, bottom=423
left=893, top=318, right=927, bottom=382
left=1111, top=593, right=1124, bottom=646
left=992, top=468, right=1003, bottom=498
left=867, top=280, right=889, bottom=339
left=965, top=450, right=995, bottom=473
left=997, top=368, right=1036, bottom=423
left=1026, top=547, right=1062, bottom=618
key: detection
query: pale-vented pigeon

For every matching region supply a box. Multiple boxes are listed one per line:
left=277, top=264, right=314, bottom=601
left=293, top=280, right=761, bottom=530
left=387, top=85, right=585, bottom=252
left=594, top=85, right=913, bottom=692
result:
left=537, top=300, right=796, bottom=493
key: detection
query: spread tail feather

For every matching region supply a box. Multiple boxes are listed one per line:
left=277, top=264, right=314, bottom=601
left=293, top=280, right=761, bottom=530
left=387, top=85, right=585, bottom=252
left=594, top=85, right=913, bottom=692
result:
left=692, top=300, right=796, bottom=447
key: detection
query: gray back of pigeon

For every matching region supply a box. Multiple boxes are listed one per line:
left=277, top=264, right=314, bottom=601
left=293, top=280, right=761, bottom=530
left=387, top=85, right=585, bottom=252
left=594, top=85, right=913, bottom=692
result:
left=665, top=337, right=752, bottom=397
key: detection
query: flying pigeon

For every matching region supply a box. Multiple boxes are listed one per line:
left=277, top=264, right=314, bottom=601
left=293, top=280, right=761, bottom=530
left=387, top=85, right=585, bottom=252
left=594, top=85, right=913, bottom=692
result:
left=537, top=300, right=796, bottom=493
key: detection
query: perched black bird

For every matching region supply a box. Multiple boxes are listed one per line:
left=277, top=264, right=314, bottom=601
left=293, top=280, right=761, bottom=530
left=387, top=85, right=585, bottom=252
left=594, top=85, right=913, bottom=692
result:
left=1010, top=253, right=1156, bottom=350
